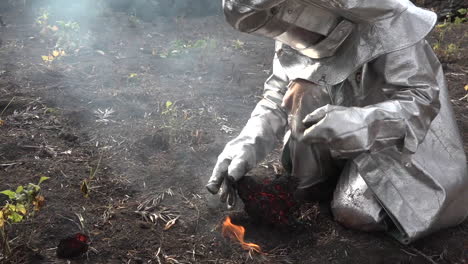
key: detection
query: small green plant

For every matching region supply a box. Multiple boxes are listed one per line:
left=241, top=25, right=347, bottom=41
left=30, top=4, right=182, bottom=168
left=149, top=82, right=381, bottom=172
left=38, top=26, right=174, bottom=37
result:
left=158, top=38, right=216, bottom=58
left=453, top=8, right=468, bottom=24
left=80, top=154, right=102, bottom=198
left=35, top=8, right=81, bottom=58
left=455, top=8, right=467, bottom=20
left=162, top=100, right=174, bottom=115
left=55, top=21, right=80, bottom=33
left=435, top=8, right=467, bottom=33
left=126, top=73, right=141, bottom=88
left=433, top=42, right=461, bottom=61
left=35, top=8, right=59, bottom=37
left=232, top=39, right=245, bottom=50
left=128, top=14, right=141, bottom=28
left=35, top=8, right=49, bottom=27
left=43, top=107, right=59, bottom=115
left=446, top=43, right=458, bottom=55
left=160, top=100, right=186, bottom=143
left=54, top=20, right=81, bottom=52
left=437, top=8, right=468, bottom=26
left=0, top=177, right=49, bottom=256
left=432, top=11, right=464, bottom=61
left=192, top=39, right=208, bottom=48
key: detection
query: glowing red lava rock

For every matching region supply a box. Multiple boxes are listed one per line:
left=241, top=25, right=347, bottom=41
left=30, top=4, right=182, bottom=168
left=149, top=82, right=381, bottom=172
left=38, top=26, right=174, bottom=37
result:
left=237, top=174, right=298, bottom=226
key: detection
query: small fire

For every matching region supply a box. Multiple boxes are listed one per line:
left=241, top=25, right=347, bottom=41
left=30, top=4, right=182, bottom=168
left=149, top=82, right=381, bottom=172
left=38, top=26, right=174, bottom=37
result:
left=222, top=216, right=262, bottom=254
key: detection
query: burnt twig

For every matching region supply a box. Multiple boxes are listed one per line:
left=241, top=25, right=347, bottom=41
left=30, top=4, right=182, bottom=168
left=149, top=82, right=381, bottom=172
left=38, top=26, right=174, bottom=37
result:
left=0, top=97, right=15, bottom=117
left=135, top=190, right=180, bottom=227
left=409, top=248, right=438, bottom=264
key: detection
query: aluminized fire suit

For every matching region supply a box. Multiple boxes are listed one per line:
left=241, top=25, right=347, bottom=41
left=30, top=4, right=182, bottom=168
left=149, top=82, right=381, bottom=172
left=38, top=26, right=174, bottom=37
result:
left=206, top=0, right=468, bottom=244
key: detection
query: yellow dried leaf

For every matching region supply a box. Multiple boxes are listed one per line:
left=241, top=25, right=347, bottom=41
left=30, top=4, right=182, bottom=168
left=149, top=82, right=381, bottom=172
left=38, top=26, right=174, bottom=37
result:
left=129, top=73, right=138, bottom=78
left=464, top=84, right=468, bottom=91
left=41, top=55, right=55, bottom=62
left=163, top=216, right=179, bottom=230
left=52, top=50, right=60, bottom=57
left=16, top=204, right=26, bottom=215
left=0, top=120, right=4, bottom=126
left=60, top=50, right=66, bottom=56
left=80, top=180, right=89, bottom=198
left=0, top=211, right=4, bottom=228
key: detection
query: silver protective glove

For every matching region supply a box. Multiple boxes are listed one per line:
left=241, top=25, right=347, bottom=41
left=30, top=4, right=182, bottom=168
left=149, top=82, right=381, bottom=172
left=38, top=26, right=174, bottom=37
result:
left=206, top=98, right=287, bottom=208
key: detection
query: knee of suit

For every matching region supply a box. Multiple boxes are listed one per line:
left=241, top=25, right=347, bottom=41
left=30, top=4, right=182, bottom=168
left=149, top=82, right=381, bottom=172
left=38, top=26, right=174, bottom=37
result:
left=331, top=196, right=388, bottom=232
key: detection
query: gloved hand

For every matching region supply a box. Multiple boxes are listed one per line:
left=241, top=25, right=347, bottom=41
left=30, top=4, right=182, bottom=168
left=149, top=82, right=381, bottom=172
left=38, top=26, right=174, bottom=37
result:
left=206, top=98, right=287, bottom=208
left=301, top=103, right=407, bottom=159
left=206, top=140, right=257, bottom=209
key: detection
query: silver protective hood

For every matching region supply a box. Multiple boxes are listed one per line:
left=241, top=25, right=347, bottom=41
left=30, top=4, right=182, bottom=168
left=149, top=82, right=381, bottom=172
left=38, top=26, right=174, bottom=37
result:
left=276, top=0, right=437, bottom=85
left=223, top=0, right=354, bottom=59
left=223, top=0, right=437, bottom=85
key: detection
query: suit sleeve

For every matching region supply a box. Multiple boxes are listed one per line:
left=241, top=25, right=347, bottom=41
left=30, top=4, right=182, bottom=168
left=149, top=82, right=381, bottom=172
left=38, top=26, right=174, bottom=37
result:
left=320, top=40, right=441, bottom=158
left=224, top=48, right=289, bottom=166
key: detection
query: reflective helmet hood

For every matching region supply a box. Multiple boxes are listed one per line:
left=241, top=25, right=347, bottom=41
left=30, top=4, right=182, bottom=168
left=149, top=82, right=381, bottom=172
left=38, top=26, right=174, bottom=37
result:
left=223, top=0, right=437, bottom=85
left=224, top=0, right=354, bottom=59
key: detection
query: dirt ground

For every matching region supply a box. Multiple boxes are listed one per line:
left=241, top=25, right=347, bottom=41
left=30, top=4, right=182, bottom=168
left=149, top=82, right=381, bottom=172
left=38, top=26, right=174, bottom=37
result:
left=0, top=2, right=467, bottom=264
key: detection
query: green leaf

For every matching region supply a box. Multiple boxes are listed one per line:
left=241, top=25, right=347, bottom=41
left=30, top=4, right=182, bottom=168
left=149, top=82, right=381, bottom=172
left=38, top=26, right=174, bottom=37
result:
left=193, top=39, right=207, bottom=49
left=26, top=183, right=40, bottom=195
left=6, top=204, right=15, bottom=211
left=454, top=17, right=463, bottom=24
left=38, top=176, right=50, bottom=185
left=8, top=212, right=23, bottom=223
left=15, top=186, right=24, bottom=194
left=165, top=101, right=173, bottom=109
left=0, top=190, right=16, bottom=200
left=14, top=193, right=26, bottom=203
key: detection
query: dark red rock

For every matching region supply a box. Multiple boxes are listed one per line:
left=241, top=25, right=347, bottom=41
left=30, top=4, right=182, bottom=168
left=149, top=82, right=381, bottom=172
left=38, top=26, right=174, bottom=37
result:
left=56, top=233, right=89, bottom=259
left=237, top=173, right=299, bottom=226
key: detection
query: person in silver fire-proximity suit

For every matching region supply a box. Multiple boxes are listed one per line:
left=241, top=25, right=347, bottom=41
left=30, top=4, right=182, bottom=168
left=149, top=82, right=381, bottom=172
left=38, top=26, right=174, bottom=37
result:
left=206, top=0, right=468, bottom=244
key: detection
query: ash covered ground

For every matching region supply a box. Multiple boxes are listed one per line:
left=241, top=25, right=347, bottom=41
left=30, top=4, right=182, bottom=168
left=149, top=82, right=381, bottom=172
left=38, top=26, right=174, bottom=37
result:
left=0, top=1, right=467, bottom=263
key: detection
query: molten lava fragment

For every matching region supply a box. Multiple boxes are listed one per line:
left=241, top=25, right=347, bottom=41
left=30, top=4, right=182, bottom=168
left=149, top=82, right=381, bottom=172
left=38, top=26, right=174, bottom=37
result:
left=222, top=216, right=262, bottom=254
left=56, top=233, right=89, bottom=259
left=237, top=174, right=298, bottom=226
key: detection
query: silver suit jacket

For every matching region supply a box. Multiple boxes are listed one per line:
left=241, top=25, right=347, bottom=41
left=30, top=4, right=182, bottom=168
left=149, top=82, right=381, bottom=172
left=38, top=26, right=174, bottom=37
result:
left=264, top=39, right=468, bottom=243
left=225, top=0, right=468, bottom=243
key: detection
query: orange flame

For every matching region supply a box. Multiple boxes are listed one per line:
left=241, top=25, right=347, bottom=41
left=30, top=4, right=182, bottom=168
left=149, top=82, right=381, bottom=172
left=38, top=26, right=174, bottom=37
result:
left=222, top=216, right=262, bottom=254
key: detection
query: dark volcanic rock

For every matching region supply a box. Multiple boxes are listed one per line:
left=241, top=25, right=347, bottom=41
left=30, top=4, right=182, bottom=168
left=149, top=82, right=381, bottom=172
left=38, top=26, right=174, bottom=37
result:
left=237, top=173, right=299, bottom=227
